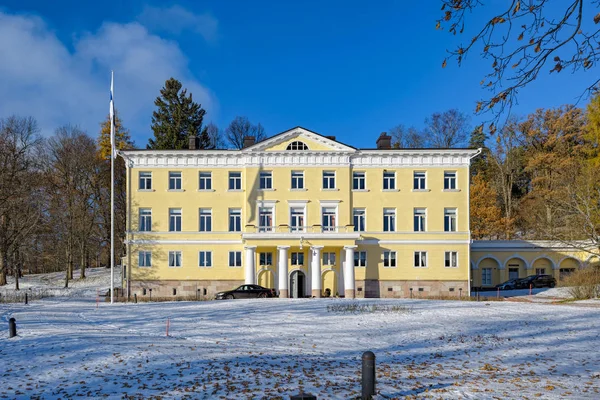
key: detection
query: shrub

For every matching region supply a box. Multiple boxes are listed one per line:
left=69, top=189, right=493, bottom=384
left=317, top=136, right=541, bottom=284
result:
left=560, top=267, right=600, bottom=299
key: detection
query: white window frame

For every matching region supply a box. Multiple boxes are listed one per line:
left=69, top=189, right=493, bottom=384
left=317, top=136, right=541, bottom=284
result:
left=258, top=206, right=275, bottom=232
left=353, top=171, right=366, bottom=191
left=290, top=206, right=306, bottom=232
left=354, top=251, right=367, bottom=267
left=413, top=171, right=426, bottom=190
left=229, top=208, right=242, bottom=232
left=169, top=208, right=182, bottom=232
left=536, top=268, right=546, bottom=275
left=321, top=206, right=338, bottom=232
left=414, top=251, right=427, bottom=268
left=259, top=252, right=273, bottom=266
left=139, top=171, right=152, bottom=190
left=482, top=268, right=492, bottom=285
left=199, top=208, right=212, bottom=232
left=383, top=171, right=396, bottom=190
left=414, top=208, right=426, bottom=232
left=291, top=252, right=305, bottom=266
left=168, top=251, right=182, bottom=268
left=323, top=252, right=336, bottom=266
left=444, top=171, right=457, bottom=190
left=138, top=251, right=152, bottom=267
left=383, top=208, right=396, bottom=232
left=139, top=208, right=152, bottom=232
left=228, top=171, right=242, bottom=191
left=169, top=171, right=182, bottom=191
left=383, top=251, right=396, bottom=268
left=444, top=208, right=457, bottom=232
left=229, top=251, right=242, bottom=267
left=291, top=171, right=304, bottom=190
left=199, top=171, right=212, bottom=191
left=259, top=171, right=273, bottom=190
left=322, top=171, right=336, bottom=190
left=445, top=251, right=458, bottom=268
left=198, top=251, right=212, bottom=267
left=353, top=208, right=366, bottom=232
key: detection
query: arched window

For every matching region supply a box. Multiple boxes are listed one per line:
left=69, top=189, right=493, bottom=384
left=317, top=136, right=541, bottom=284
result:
left=286, top=141, right=309, bottom=151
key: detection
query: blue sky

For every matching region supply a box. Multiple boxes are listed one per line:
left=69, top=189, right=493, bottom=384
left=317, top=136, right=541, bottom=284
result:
left=0, top=1, right=596, bottom=148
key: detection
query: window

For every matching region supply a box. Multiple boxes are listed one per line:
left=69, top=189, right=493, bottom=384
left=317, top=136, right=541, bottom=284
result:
left=138, top=251, right=152, bottom=267
left=323, top=252, right=336, bottom=266
left=291, top=252, right=304, bottom=266
left=508, top=267, right=519, bottom=280
left=383, top=251, right=396, bottom=267
left=444, top=171, right=457, bottom=190
left=322, top=207, right=337, bottom=232
left=353, top=171, right=366, bottom=190
left=290, top=207, right=305, bottom=232
left=139, top=172, right=152, bottom=190
left=229, top=209, right=241, bottom=232
left=199, top=172, right=212, bottom=190
left=414, top=208, right=426, bottom=232
left=229, top=251, right=242, bottom=267
left=536, top=268, right=546, bottom=275
left=259, top=171, right=272, bottom=189
left=414, top=251, right=427, bottom=268
left=259, top=252, right=273, bottom=266
left=169, top=171, right=182, bottom=190
left=291, top=171, right=304, bottom=189
left=258, top=207, right=274, bottom=232
left=168, top=251, right=182, bottom=267
left=413, top=171, right=426, bottom=190
left=139, top=208, right=152, bottom=232
left=353, top=208, right=366, bottom=232
left=199, top=208, right=212, bottom=232
left=286, top=141, right=309, bottom=150
left=445, top=251, right=458, bottom=268
left=322, top=171, right=336, bottom=189
left=169, top=208, right=182, bottom=232
left=354, top=251, right=367, bottom=267
left=482, top=268, right=492, bottom=285
left=383, top=208, right=396, bottom=232
left=229, top=172, right=242, bottom=190
left=444, top=208, right=457, bottom=232
left=198, top=251, right=212, bottom=267
left=383, top=171, right=396, bottom=190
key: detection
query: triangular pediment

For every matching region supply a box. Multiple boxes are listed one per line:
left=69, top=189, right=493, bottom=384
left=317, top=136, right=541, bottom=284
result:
left=242, top=127, right=356, bottom=152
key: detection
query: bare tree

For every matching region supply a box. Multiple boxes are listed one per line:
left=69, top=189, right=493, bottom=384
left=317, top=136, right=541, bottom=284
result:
left=225, top=116, right=267, bottom=149
left=389, top=125, right=427, bottom=148
left=424, top=109, right=470, bottom=148
left=206, top=122, right=225, bottom=149
left=438, top=0, right=600, bottom=116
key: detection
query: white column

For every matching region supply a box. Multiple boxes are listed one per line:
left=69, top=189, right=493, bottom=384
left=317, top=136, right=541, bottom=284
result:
left=311, top=246, right=324, bottom=297
left=277, top=246, right=290, bottom=298
left=344, top=246, right=357, bottom=299
left=244, top=246, right=256, bottom=284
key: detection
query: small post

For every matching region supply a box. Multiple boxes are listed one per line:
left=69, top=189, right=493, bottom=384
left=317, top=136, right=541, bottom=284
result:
left=459, top=288, right=462, bottom=299
left=134, top=293, right=137, bottom=304
left=25, top=292, right=28, bottom=305
left=529, top=284, right=532, bottom=297
left=361, top=351, right=376, bottom=399
left=497, top=288, right=500, bottom=298
left=476, top=290, right=480, bottom=302
left=149, top=288, right=152, bottom=301
left=166, top=318, right=170, bottom=337
left=9, top=318, right=17, bottom=338
left=197, top=288, right=201, bottom=301
left=409, top=288, right=413, bottom=299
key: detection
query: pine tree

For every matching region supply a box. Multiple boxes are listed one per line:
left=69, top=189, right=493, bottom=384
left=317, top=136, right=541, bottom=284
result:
left=98, top=110, right=134, bottom=159
left=469, top=125, right=489, bottom=178
left=147, top=78, right=212, bottom=150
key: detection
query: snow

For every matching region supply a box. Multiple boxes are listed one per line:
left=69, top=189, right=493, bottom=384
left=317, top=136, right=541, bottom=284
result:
left=2, top=296, right=600, bottom=399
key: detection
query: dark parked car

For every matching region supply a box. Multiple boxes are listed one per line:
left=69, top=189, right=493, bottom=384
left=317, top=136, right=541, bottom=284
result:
left=495, top=279, right=520, bottom=290
left=516, top=274, right=556, bottom=289
left=215, top=284, right=277, bottom=300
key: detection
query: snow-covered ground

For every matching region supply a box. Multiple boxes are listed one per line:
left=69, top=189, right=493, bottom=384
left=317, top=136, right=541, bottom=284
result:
left=2, top=297, right=600, bottom=399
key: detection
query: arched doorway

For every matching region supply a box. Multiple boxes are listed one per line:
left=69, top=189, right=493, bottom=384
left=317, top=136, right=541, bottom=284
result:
left=322, top=269, right=337, bottom=297
left=258, top=268, right=275, bottom=289
left=290, top=270, right=306, bottom=298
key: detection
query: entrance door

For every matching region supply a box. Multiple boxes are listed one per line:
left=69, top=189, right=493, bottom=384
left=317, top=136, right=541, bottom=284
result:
left=290, top=270, right=306, bottom=298
left=508, top=268, right=519, bottom=280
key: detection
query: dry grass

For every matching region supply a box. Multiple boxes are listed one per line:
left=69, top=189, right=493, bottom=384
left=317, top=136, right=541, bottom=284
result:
left=108, top=295, right=212, bottom=303
left=560, top=268, right=600, bottom=300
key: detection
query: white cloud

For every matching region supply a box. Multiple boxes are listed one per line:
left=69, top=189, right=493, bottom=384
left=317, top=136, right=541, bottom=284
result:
left=138, top=5, right=218, bottom=43
left=0, top=11, right=216, bottom=144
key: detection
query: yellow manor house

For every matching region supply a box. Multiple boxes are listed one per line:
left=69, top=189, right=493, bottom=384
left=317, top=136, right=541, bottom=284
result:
left=120, top=127, right=598, bottom=299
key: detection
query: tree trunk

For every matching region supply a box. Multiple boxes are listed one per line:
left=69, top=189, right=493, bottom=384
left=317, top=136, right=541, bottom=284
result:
left=80, top=242, right=86, bottom=279
left=0, top=250, right=6, bottom=286
left=64, top=247, right=70, bottom=289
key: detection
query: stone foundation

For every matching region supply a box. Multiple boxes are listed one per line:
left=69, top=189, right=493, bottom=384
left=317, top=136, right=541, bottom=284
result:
left=130, top=280, right=244, bottom=299
left=354, top=280, right=468, bottom=298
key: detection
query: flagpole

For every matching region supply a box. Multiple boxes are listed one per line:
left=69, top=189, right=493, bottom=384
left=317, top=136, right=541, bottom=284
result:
left=110, top=70, right=115, bottom=305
